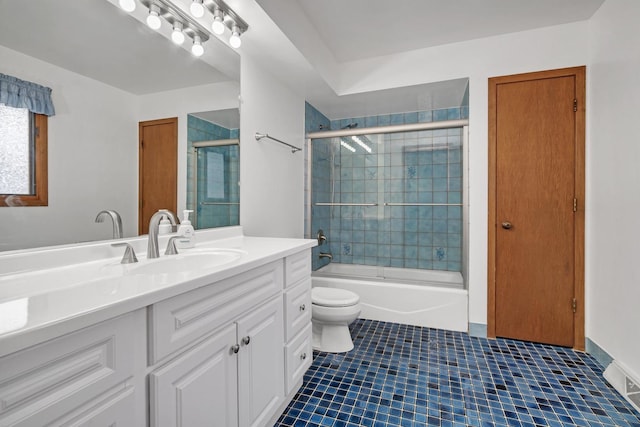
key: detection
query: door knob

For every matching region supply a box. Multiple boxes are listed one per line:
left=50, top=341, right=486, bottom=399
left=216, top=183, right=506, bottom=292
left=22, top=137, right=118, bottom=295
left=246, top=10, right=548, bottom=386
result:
left=231, top=344, right=240, bottom=354
left=501, top=222, right=513, bottom=230
left=242, top=336, right=251, bottom=345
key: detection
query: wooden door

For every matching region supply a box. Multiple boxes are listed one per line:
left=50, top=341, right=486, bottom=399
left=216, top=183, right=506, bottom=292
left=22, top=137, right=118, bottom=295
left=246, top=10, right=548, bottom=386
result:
left=149, top=323, right=239, bottom=427
left=488, top=67, right=585, bottom=349
left=139, top=118, right=177, bottom=235
left=236, top=297, right=284, bottom=427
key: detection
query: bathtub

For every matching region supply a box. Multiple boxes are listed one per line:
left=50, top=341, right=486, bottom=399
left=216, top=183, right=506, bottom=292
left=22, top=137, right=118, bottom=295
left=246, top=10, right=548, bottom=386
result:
left=312, top=263, right=468, bottom=332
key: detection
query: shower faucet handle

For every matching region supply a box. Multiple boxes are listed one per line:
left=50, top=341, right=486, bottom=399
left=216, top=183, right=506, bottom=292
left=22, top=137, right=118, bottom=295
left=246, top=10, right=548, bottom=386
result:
left=317, top=229, right=327, bottom=245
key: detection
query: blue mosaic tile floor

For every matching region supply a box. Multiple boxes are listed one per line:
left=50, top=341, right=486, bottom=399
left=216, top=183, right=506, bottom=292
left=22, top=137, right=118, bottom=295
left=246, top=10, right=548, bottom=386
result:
left=275, top=320, right=640, bottom=427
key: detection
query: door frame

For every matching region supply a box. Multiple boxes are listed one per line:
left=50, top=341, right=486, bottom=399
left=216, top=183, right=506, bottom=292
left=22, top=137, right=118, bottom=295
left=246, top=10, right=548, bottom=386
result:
left=487, top=66, right=586, bottom=350
left=138, top=117, right=178, bottom=235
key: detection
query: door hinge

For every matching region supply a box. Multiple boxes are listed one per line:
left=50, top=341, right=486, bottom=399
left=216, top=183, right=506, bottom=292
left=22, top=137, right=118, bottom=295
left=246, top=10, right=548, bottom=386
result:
left=572, top=298, right=577, bottom=313
left=573, top=99, right=578, bottom=112
left=573, top=198, right=577, bottom=212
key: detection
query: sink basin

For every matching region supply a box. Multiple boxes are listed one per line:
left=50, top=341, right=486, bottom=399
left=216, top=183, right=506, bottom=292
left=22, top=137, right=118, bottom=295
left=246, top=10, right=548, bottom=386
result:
left=128, top=248, right=246, bottom=276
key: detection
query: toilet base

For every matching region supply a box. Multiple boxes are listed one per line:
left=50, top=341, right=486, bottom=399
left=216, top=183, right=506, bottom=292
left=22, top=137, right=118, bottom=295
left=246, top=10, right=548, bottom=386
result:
left=312, top=321, right=355, bottom=353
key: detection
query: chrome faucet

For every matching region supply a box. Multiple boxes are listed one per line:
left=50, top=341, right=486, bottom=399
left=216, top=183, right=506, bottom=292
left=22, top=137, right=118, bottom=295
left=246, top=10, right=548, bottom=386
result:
left=148, top=209, right=177, bottom=259
left=95, top=210, right=123, bottom=239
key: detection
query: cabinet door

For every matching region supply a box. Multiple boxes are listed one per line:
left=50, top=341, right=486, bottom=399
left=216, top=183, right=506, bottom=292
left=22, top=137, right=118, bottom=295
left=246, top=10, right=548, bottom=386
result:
left=150, top=324, right=238, bottom=427
left=236, top=297, right=284, bottom=427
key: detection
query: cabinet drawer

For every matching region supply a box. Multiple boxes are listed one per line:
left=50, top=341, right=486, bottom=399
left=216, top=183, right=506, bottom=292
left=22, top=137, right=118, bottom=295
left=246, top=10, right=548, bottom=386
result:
left=285, top=249, right=311, bottom=288
left=284, top=324, right=312, bottom=395
left=0, top=311, right=144, bottom=426
left=284, top=278, right=312, bottom=342
left=149, top=260, right=283, bottom=364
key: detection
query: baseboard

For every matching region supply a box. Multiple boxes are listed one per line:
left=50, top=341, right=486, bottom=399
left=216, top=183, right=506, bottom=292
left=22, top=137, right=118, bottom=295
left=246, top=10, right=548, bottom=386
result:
left=585, top=337, right=614, bottom=369
left=468, top=323, right=487, bottom=338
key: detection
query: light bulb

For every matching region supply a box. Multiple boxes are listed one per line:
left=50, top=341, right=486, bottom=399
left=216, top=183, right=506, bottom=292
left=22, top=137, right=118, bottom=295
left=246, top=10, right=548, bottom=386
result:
left=192, top=36, right=204, bottom=57
left=229, top=25, right=241, bottom=48
left=190, top=0, right=204, bottom=18
left=118, top=0, right=136, bottom=12
left=146, top=5, right=161, bottom=30
left=211, top=8, right=225, bottom=35
left=171, top=24, right=185, bottom=45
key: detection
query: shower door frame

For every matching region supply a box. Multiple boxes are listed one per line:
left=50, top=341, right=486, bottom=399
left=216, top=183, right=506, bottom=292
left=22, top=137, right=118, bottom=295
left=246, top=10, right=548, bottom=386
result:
left=306, top=120, right=470, bottom=288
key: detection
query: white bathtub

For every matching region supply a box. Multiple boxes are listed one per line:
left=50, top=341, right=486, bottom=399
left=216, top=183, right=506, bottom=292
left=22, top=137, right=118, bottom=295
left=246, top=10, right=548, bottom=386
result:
left=312, top=264, right=468, bottom=332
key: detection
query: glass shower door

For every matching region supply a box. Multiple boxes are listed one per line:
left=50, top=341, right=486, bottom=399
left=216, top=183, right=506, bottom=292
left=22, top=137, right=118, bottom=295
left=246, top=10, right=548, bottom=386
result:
left=194, top=144, right=239, bottom=229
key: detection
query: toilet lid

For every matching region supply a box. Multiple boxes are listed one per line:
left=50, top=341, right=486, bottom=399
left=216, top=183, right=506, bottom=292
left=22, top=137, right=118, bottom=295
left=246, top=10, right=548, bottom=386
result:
left=312, top=287, right=360, bottom=307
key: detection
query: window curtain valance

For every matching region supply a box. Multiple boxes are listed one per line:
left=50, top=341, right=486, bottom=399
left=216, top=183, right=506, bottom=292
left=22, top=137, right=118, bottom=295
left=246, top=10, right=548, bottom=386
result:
left=0, top=73, right=55, bottom=116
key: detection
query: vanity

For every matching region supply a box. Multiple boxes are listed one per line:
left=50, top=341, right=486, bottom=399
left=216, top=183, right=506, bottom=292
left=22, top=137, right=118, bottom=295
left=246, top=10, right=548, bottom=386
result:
left=0, top=227, right=315, bottom=426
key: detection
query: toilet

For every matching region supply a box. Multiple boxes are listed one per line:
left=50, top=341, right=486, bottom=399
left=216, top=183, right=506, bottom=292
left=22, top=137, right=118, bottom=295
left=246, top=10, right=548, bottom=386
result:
left=311, top=287, right=361, bottom=353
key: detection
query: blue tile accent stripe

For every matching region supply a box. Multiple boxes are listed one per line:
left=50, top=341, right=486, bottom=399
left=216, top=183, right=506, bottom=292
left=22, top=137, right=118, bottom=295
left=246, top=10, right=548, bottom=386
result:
left=275, top=320, right=640, bottom=426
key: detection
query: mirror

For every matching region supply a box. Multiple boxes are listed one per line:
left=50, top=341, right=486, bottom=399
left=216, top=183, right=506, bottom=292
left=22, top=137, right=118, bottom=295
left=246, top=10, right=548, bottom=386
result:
left=187, top=109, right=240, bottom=229
left=0, top=0, right=240, bottom=251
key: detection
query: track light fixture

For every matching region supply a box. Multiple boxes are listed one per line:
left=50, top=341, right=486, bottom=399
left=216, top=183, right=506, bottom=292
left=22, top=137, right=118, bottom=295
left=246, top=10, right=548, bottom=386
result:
left=171, top=22, right=185, bottom=45
left=189, top=0, right=205, bottom=18
left=146, top=4, right=162, bottom=30
left=211, top=7, right=225, bottom=35
left=118, top=0, right=136, bottom=12
left=229, top=24, right=242, bottom=48
left=202, top=0, right=248, bottom=49
left=191, top=35, right=204, bottom=56
left=120, top=0, right=248, bottom=57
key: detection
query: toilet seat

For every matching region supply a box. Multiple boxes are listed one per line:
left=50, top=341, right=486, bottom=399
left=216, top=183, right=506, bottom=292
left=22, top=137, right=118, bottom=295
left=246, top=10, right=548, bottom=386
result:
left=312, top=287, right=360, bottom=307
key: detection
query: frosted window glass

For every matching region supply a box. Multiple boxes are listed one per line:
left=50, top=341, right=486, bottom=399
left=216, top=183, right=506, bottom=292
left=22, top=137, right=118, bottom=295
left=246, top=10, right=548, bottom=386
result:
left=0, top=104, right=30, bottom=194
left=206, top=151, right=225, bottom=199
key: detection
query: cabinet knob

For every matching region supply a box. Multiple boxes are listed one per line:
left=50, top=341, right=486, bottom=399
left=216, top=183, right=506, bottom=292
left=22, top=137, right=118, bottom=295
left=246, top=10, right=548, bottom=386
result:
left=299, top=304, right=306, bottom=312
left=300, top=353, right=307, bottom=360
left=231, top=344, right=240, bottom=354
left=242, top=336, right=251, bottom=345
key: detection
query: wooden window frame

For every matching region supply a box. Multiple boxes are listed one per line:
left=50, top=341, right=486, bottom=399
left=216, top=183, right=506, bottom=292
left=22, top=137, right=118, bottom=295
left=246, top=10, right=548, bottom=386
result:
left=0, top=113, right=48, bottom=207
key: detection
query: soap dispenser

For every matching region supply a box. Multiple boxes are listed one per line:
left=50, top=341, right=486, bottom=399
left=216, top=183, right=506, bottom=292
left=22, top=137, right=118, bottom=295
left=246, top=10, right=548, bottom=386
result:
left=158, top=215, right=172, bottom=235
left=176, top=210, right=195, bottom=248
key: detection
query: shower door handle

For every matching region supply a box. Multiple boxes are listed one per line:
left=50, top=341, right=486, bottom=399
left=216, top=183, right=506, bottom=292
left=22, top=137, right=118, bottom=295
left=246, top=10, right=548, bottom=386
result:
left=501, top=221, right=513, bottom=230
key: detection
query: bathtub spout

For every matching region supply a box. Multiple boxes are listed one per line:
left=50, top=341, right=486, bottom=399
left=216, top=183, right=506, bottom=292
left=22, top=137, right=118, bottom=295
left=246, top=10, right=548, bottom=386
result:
left=319, top=252, right=333, bottom=260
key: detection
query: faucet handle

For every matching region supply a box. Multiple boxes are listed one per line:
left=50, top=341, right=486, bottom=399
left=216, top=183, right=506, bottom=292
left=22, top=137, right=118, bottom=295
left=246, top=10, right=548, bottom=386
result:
left=165, top=236, right=182, bottom=256
left=111, top=242, right=138, bottom=264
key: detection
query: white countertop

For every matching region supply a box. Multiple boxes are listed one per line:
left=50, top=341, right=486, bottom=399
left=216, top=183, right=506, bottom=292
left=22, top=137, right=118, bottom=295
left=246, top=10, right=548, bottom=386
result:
left=0, top=227, right=316, bottom=357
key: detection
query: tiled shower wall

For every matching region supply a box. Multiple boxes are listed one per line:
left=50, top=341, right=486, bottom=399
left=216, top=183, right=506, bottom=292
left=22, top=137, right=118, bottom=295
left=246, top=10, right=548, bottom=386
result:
left=187, top=115, right=239, bottom=229
left=306, top=105, right=467, bottom=272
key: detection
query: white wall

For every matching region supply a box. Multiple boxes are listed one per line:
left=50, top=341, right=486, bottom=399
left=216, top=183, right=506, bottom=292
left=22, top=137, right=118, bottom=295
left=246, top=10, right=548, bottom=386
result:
left=587, top=0, right=640, bottom=379
left=0, top=45, right=139, bottom=251
left=240, top=55, right=305, bottom=238
left=137, top=81, right=240, bottom=220
left=328, top=22, right=589, bottom=326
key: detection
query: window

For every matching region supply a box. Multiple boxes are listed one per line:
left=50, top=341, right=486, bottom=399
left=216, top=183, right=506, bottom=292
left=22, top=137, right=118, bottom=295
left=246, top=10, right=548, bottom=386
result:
left=0, top=104, right=48, bottom=206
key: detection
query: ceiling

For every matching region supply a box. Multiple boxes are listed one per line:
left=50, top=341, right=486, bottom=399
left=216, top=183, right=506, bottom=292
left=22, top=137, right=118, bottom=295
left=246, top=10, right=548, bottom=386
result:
left=295, top=0, right=605, bottom=62
left=0, top=0, right=239, bottom=95
left=0, top=0, right=605, bottom=114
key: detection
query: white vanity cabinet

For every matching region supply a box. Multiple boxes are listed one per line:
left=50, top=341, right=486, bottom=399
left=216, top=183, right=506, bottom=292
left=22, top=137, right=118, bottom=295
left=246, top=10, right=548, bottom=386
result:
left=0, top=310, right=146, bottom=427
left=148, top=260, right=286, bottom=427
left=0, top=236, right=315, bottom=427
